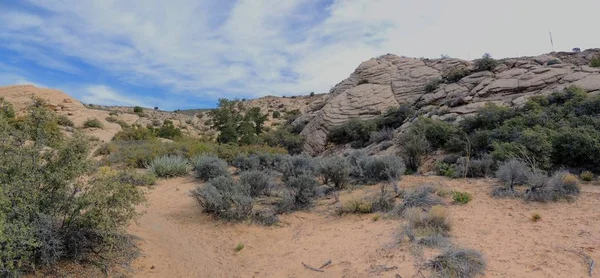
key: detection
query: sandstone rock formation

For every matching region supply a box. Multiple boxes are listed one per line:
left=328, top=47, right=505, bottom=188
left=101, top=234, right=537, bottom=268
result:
left=0, top=85, right=123, bottom=142
left=301, top=49, right=600, bottom=155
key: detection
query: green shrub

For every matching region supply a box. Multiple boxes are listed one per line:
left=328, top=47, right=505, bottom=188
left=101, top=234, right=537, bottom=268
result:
left=116, top=120, right=130, bottom=128
left=443, top=67, right=470, bottom=83
left=369, top=128, right=394, bottom=144
left=147, top=155, right=189, bottom=178
left=396, top=122, right=430, bottom=172
left=590, top=56, right=600, bottom=67
left=328, top=118, right=377, bottom=148
left=377, top=104, right=415, bottom=129
left=473, top=53, right=499, bottom=72
left=261, top=128, right=305, bottom=155
left=57, top=115, right=74, bottom=127
left=190, top=176, right=253, bottom=221
left=192, top=155, right=230, bottom=181
left=0, top=97, right=15, bottom=118
left=436, top=162, right=459, bottom=178
left=365, top=155, right=405, bottom=182
left=239, top=170, right=271, bottom=197
left=156, top=120, right=182, bottom=139
left=0, top=103, right=144, bottom=276
left=272, top=111, right=281, bottom=118
left=318, top=156, right=350, bottom=189
left=425, top=78, right=442, bottom=93
left=452, top=191, right=473, bottom=204
left=580, top=171, right=594, bottom=182
left=94, top=143, right=112, bottom=156
left=426, top=248, right=486, bottom=278
left=83, top=118, right=103, bottom=129
left=105, top=116, right=118, bottom=123
left=102, top=168, right=157, bottom=186
left=133, top=106, right=143, bottom=113
left=114, top=125, right=156, bottom=141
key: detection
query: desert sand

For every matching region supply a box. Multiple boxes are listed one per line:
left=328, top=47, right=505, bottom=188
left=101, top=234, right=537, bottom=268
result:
left=128, top=176, right=600, bottom=278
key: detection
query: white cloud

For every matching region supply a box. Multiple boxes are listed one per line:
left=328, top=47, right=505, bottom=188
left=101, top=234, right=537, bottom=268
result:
left=1, top=0, right=599, bottom=106
left=79, top=85, right=152, bottom=107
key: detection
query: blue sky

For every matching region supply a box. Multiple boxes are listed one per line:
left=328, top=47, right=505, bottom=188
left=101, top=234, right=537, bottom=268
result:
left=1, top=0, right=599, bottom=110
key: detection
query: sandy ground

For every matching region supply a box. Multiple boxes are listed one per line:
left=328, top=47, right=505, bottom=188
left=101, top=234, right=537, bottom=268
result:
left=128, top=176, right=600, bottom=278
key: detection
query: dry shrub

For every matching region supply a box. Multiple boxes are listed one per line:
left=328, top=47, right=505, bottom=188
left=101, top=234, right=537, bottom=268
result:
left=396, top=185, right=444, bottom=213
left=426, top=247, right=486, bottom=278
left=402, top=206, right=451, bottom=248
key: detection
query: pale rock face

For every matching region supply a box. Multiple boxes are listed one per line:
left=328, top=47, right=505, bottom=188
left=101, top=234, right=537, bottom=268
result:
left=301, top=49, right=600, bottom=155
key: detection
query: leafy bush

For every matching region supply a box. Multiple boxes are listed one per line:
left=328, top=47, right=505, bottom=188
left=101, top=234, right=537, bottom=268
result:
left=231, top=154, right=260, bottom=172
left=83, top=118, right=103, bottom=129
left=57, top=115, right=74, bottom=127
left=590, top=55, right=600, bottom=67
left=116, top=120, right=130, bottom=128
left=473, top=53, right=499, bottom=72
left=105, top=116, right=118, bottom=123
left=377, top=104, right=415, bottom=129
left=111, top=169, right=157, bottom=186
left=261, top=127, right=305, bottom=154
left=328, top=118, right=377, bottom=148
left=280, top=155, right=317, bottom=181
left=396, top=122, right=430, bottom=172
left=272, top=111, right=281, bottom=118
left=425, top=78, right=442, bottom=93
left=114, top=125, right=156, bottom=141
left=436, top=162, right=460, bottom=178
left=156, top=120, right=182, bottom=139
left=443, top=67, right=470, bottom=83
left=192, top=155, right=230, bottom=181
left=318, top=156, right=350, bottom=189
left=133, top=106, right=143, bottom=113
left=147, top=155, right=189, bottom=178
left=239, top=170, right=271, bottom=197
left=495, top=159, right=529, bottom=191
left=0, top=97, right=15, bottom=118
left=452, top=191, right=473, bottom=204
left=580, top=171, right=594, bottom=182
left=365, top=155, right=405, bottom=183
left=106, top=139, right=285, bottom=168
left=426, top=248, right=486, bottom=278
left=190, top=176, right=253, bottom=221
left=531, top=212, right=541, bottom=222
left=0, top=103, right=144, bottom=276
left=455, top=155, right=494, bottom=178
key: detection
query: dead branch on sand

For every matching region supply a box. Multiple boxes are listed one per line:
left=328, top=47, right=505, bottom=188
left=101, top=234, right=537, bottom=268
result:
left=566, top=248, right=595, bottom=277
left=302, top=262, right=324, bottom=272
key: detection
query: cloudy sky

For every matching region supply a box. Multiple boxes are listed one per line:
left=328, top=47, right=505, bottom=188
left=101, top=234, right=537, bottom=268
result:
left=1, top=0, right=598, bottom=110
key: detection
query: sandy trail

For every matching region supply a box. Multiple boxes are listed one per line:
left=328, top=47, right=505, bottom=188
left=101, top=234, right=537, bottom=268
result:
left=129, top=176, right=600, bottom=278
